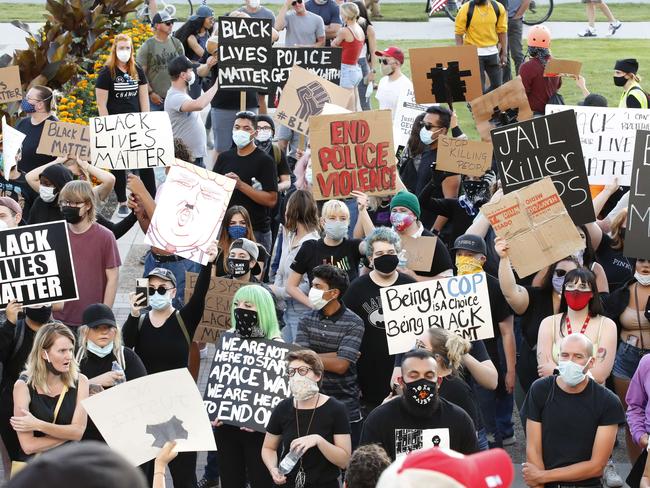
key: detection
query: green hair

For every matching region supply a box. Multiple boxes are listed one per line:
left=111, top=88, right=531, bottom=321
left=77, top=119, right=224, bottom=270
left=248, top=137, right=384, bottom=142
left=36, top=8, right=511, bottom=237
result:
left=230, top=285, right=280, bottom=339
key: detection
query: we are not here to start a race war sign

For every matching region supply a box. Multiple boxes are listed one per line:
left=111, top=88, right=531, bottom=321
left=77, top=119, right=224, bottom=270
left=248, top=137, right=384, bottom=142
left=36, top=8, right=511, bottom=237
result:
left=0, top=221, right=78, bottom=310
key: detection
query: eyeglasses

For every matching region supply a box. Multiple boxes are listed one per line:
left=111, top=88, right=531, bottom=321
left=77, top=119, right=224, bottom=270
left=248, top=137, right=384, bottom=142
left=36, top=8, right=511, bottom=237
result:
left=58, top=200, right=86, bottom=208
left=420, top=122, right=445, bottom=131
left=148, top=285, right=175, bottom=296
left=554, top=269, right=567, bottom=277
left=287, top=366, right=312, bottom=377
left=565, top=283, right=591, bottom=292
left=291, top=0, right=303, bottom=5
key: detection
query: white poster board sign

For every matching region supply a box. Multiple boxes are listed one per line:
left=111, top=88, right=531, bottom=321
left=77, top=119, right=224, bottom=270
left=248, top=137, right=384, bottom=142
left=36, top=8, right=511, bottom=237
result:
left=393, top=87, right=434, bottom=150
left=380, top=272, right=494, bottom=355
left=2, top=116, right=26, bottom=175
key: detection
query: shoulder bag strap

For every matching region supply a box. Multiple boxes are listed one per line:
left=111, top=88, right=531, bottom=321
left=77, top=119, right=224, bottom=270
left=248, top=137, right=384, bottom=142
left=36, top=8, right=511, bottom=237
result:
left=52, top=385, right=69, bottom=424
left=175, top=311, right=191, bottom=346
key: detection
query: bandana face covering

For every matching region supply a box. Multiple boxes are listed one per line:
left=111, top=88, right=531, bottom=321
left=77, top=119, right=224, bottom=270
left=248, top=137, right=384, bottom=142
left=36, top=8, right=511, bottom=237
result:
left=455, top=255, right=483, bottom=275
left=390, top=212, right=415, bottom=232
left=234, top=307, right=260, bottom=338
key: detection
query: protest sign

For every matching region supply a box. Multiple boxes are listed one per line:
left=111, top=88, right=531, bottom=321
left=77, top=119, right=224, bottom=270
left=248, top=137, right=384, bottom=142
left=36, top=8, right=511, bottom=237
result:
left=470, top=77, right=533, bottom=142
left=144, top=160, right=235, bottom=265
left=491, top=110, right=595, bottom=225
left=436, top=136, right=493, bottom=177
left=381, top=272, right=494, bottom=355
left=400, top=235, right=437, bottom=272
left=217, top=17, right=274, bottom=91
left=409, top=45, right=482, bottom=104
left=274, top=65, right=351, bottom=136
left=321, top=103, right=351, bottom=115
left=0, top=221, right=78, bottom=310
left=268, top=47, right=342, bottom=107
left=0, top=66, right=22, bottom=103
left=36, top=120, right=91, bottom=159
left=1, top=116, right=26, bottom=175
left=625, top=130, right=650, bottom=259
left=546, top=104, right=650, bottom=185
left=393, top=87, right=434, bottom=150
left=543, top=58, right=582, bottom=77
left=480, top=177, right=584, bottom=278
left=309, top=109, right=396, bottom=200
left=82, top=369, right=216, bottom=466
left=203, top=332, right=299, bottom=432
left=89, top=112, right=174, bottom=169
left=185, top=272, right=249, bottom=342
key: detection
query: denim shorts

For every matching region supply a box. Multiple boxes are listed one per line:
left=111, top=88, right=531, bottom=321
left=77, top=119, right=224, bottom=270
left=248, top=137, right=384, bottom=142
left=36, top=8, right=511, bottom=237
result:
left=612, top=342, right=650, bottom=380
left=340, top=63, right=363, bottom=89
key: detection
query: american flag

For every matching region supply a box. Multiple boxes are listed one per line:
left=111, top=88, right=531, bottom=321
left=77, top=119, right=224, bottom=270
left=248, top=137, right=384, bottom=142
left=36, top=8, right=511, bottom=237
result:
left=429, top=0, right=449, bottom=14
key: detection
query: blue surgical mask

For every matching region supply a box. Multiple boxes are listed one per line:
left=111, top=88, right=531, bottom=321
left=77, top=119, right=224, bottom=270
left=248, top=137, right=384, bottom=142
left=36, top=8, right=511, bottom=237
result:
left=324, top=220, right=348, bottom=241
left=552, top=274, right=565, bottom=294
left=558, top=359, right=588, bottom=387
left=419, top=126, right=434, bottom=145
left=150, top=291, right=172, bottom=310
left=87, top=340, right=114, bottom=358
left=21, top=98, right=36, bottom=113
left=228, top=225, right=247, bottom=240
left=232, top=130, right=252, bottom=149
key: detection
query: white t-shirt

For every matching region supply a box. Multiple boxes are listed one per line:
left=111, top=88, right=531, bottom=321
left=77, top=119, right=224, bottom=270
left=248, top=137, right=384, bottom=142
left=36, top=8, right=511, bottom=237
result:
left=375, top=74, right=413, bottom=118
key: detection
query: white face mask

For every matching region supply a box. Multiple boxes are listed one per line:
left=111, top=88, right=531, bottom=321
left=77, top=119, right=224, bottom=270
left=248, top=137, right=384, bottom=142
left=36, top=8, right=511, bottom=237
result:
left=635, top=272, right=650, bottom=287
left=308, top=287, right=332, bottom=310
left=248, top=0, right=261, bottom=8
left=256, top=128, right=273, bottom=142
left=40, top=186, right=56, bottom=203
left=116, top=49, right=131, bottom=63
left=87, top=340, right=115, bottom=358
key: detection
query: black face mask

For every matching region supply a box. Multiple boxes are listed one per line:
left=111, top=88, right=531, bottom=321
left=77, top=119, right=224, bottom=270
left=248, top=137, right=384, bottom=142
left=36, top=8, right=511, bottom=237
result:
left=61, top=206, right=83, bottom=224
left=234, top=307, right=259, bottom=338
left=373, top=254, right=399, bottom=274
left=614, top=76, right=627, bottom=87
left=228, top=258, right=251, bottom=277
left=44, top=353, right=63, bottom=376
left=401, top=378, right=439, bottom=417
left=25, top=306, right=52, bottom=324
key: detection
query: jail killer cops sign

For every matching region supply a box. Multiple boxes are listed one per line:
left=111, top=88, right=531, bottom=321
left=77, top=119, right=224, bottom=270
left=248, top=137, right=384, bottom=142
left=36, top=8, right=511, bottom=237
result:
left=0, top=221, right=78, bottom=310
left=380, top=272, right=494, bottom=355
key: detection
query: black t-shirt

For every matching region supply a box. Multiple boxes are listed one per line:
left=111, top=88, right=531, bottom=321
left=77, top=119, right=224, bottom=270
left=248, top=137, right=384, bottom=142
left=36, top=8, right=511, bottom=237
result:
left=596, top=233, right=635, bottom=292
left=258, top=141, right=291, bottom=178
left=415, top=228, right=454, bottom=278
left=214, top=148, right=278, bottom=232
left=342, top=272, right=416, bottom=408
left=266, top=396, right=350, bottom=487
left=360, top=396, right=478, bottom=460
left=15, top=115, right=58, bottom=173
left=95, top=65, right=148, bottom=115
left=523, top=377, right=625, bottom=486
left=438, top=374, right=481, bottom=430
left=291, top=238, right=363, bottom=284
left=483, top=274, right=513, bottom=360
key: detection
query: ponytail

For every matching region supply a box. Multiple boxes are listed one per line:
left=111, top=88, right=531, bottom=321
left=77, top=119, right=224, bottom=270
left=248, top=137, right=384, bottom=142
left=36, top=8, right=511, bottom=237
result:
left=445, top=334, right=471, bottom=372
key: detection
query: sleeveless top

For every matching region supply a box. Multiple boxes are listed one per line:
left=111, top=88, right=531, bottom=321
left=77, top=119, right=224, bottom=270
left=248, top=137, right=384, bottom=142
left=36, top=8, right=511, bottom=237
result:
left=22, top=375, right=78, bottom=438
left=340, top=27, right=364, bottom=65
left=551, top=315, right=604, bottom=363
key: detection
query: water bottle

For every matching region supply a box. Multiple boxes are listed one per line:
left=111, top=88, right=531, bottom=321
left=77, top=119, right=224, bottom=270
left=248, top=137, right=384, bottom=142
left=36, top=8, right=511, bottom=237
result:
left=111, top=361, right=126, bottom=385
left=278, top=449, right=302, bottom=475
left=251, top=177, right=262, bottom=191
left=398, top=249, right=408, bottom=268
left=365, top=82, right=374, bottom=102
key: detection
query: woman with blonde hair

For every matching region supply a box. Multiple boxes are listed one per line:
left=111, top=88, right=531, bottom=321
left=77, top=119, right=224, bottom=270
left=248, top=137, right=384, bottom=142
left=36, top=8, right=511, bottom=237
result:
left=95, top=33, right=157, bottom=216
left=332, top=2, right=366, bottom=110
left=10, top=322, right=88, bottom=463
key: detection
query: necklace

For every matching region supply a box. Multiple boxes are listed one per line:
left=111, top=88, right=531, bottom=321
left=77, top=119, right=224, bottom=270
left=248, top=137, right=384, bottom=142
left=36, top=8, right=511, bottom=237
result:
left=566, top=313, right=590, bottom=335
left=294, top=394, right=319, bottom=488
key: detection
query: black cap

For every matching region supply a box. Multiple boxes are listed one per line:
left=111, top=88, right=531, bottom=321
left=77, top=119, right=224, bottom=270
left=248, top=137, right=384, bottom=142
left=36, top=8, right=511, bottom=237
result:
left=151, top=10, right=177, bottom=25
left=147, top=267, right=177, bottom=287
left=82, top=303, right=116, bottom=329
left=168, top=55, right=195, bottom=77
left=453, top=234, right=487, bottom=255
left=7, top=441, right=148, bottom=488
left=614, top=58, right=639, bottom=74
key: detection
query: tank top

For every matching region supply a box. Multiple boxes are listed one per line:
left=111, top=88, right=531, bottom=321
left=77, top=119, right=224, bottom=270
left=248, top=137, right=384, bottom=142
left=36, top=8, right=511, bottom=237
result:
left=25, top=379, right=78, bottom=437
left=551, top=315, right=604, bottom=363
left=340, top=27, right=364, bottom=65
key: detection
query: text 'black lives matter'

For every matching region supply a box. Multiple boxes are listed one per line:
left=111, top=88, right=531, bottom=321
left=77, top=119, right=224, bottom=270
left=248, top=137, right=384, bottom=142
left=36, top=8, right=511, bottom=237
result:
left=625, top=130, right=650, bottom=260
left=0, top=221, right=78, bottom=310
left=203, top=332, right=299, bottom=432
left=217, top=17, right=273, bottom=91
left=491, top=110, right=595, bottom=225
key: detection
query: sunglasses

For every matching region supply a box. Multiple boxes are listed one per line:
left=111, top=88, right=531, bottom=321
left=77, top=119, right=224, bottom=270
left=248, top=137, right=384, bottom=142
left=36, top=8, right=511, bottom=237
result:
left=148, top=285, right=175, bottom=296
left=554, top=269, right=567, bottom=277
left=291, top=0, right=303, bottom=5
left=163, top=21, right=173, bottom=26
left=287, top=366, right=312, bottom=377
left=379, top=58, right=392, bottom=65
left=420, top=122, right=444, bottom=131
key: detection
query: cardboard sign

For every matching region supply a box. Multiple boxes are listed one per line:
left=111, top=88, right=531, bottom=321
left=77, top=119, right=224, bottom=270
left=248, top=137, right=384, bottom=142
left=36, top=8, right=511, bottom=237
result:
left=544, top=58, right=582, bottom=78
left=409, top=45, right=482, bottom=104
left=480, top=177, right=584, bottom=278
left=309, top=109, right=396, bottom=200
left=203, top=332, right=299, bottom=432
left=381, top=272, right=494, bottom=355
left=625, top=130, right=650, bottom=259
left=470, top=77, right=533, bottom=142
left=321, top=103, right=351, bottom=115
left=185, top=272, right=249, bottom=343
left=82, top=369, right=216, bottom=466
left=400, top=235, right=437, bottom=272
left=436, top=136, right=493, bottom=176
left=0, top=221, right=78, bottom=310
left=393, top=87, right=434, bottom=150
left=491, top=110, right=595, bottom=225
left=36, top=120, right=91, bottom=159
left=0, top=66, right=22, bottom=103
left=274, top=65, right=351, bottom=136
left=546, top=105, right=650, bottom=185
left=217, top=17, right=274, bottom=91
left=89, top=112, right=174, bottom=169
left=1, top=116, right=26, bottom=175
left=269, top=47, right=342, bottom=107
left=144, top=160, right=235, bottom=265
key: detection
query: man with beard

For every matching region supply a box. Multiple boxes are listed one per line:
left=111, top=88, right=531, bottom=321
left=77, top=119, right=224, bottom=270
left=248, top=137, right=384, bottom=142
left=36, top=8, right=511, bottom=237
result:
left=359, top=349, right=478, bottom=460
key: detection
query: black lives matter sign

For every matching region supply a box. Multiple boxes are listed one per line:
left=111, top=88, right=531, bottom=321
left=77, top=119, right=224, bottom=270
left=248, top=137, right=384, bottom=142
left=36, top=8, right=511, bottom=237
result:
left=491, top=110, right=595, bottom=225
left=0, top=221, right=78, bottom=310
left=218, top=17, right=273, bottom=91
left=625, top=130, right=650, bottom=259
left=203, top=332, right=298, bottom=432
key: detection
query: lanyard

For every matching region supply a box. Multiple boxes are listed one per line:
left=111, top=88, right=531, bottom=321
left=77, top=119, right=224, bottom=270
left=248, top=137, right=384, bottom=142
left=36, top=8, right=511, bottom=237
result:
left=566, top=314, right=590, bottom=335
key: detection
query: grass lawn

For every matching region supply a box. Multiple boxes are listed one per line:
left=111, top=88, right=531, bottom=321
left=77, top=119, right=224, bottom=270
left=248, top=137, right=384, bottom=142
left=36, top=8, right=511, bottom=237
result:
left=2, top=2, right=649, bottom=22
left=373, top=38, right=650, bottom=140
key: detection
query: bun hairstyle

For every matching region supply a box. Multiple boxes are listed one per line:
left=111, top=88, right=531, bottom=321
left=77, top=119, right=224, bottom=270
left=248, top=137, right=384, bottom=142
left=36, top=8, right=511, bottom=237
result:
left=427, top=327, right=471, bottom=373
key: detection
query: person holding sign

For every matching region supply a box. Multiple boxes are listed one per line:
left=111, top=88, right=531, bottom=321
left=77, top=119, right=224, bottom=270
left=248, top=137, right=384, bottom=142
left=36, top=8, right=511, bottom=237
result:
left=263, top=349, right=351, bottom=488
left=331, top=3, right=365, bottom=111
left=614, top=58, right=648, bottom=109
left=15, top=86, right=57, bottom=174
left=25, top=163, right=73, bottom=225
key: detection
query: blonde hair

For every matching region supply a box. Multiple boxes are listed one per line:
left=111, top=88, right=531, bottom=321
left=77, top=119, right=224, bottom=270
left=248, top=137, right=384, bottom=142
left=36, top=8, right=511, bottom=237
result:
left=340, top=2, right=360, bottom=21
left=59, top=180, right=97, bottom=222
left=610, top=208, right=627, bottom=251
left=25, top=322, right=78, bottom=394
left=321, top=199, right=350, bottom=220
left=75, top=325, right=126, bottom=369
left=105, top=34, right=139, bottom=80
left=427, top=328, right=471, bottom=373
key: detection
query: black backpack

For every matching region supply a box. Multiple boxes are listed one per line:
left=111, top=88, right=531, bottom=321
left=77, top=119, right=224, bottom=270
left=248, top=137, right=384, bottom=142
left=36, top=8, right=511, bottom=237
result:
left=397, top=148, right=422, bottom=194
left=466, top=0, right=504, bottom=29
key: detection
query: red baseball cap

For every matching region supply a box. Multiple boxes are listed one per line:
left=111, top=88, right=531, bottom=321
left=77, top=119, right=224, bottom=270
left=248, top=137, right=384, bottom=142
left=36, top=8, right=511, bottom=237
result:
left=377, top=447, right=514, bottom=488
left=375, top=46, right=404, bottom=65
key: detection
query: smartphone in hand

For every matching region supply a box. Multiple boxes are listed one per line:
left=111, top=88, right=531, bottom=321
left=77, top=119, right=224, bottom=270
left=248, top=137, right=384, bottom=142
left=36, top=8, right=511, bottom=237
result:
left=135, top=278, right=149, bottom=307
